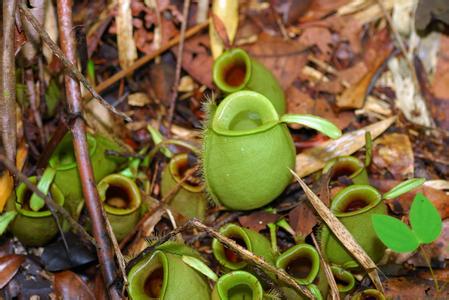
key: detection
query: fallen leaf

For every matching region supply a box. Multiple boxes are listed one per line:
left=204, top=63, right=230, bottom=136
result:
left=288, top=201, right=317, bottom=238
left=238, top=211, right=280, bottom=232
left=244, top=34, right=309, bottom=90
left=176, top=34, right=214, bottom=88
left=286, top=86, right=353, bottom=129
left=0, top=171, right=13, bottom=212
left=116, top=0, right=137, bottom=69
left=383, top=276, right=449, bottom=299
left=209, top=0, right=239, bottom=58
left=54, top=271, right=95, bottom=300
left=373, top=133, right=414, bottom=179
left=295, top=116, right=397, bottom=177
left=297, top=27, right=333, bottom=60
left=0, top=255, right=25, bottom=289
left=128, top=92, right=151, bottom=107
left=300, top=0, right=352, bottom=22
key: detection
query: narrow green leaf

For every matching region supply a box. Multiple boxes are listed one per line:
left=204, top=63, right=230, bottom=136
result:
left=372, top=214, right=420, bottom=253
left=364, top=131, right=372, bottom=167
left=182, top=255, right=218, bottom=282
left=0, top=211, right=17, bottom=235
left=410, top=193, right=442, bottom=244
left=383, top=178, right=426, bottom=200
left=30, top=167, right=56, bottom=212
left=147, top=125, right=172, bottom=158
left=280, top=114, right=342, bottom=139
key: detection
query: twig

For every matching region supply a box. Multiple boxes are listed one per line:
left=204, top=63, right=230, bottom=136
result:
left=89, top=20, right=208, bottom=100
left=25, top=68, right=46, bottom=146
left=0, top=0, right=17, bottom=163
left=18, top=3, right=131, bottom=122
left=290, top=170, right=384, bottom=292
left=55, top=1, right=120, bottom=298
left=0, top=154, right=96, bottom=246
left=311, top=233, right=339, bottom=300
left=166, top=0, right=191, bottom=130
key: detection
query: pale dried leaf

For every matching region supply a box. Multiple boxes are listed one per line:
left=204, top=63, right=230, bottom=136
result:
left=117, top=0, right=137, bottom=69
left=43, top=0, right=58, bottom=63
left=128, top=92, right=151, bottom=107
left=209, top=0, right=239, bottom=58
left=387, top=57, right=434, bottom=127
left=295, top=116, right=397, bottom=177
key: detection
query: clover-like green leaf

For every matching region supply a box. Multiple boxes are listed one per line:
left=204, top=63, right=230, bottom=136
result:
left=383, top=178, right=426, bottom=200
left=410, top=193, right=442, bottom=244
left=182, top=255, right=218, bottom=282
left=0, top=211, right=17, bottom=235
left=372, top=214, right=420, bottom=253
left=280, top=114, right=342, bottom=139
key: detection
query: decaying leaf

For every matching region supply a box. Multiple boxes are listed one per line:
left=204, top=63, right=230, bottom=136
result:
left=288, top=201, right=318, bottom=238
left=116, top=0, right=137, bottom=69
left=373, top=133, right=414, bottom=179
left=0, top=170, right=13, bottom=212
left=0, top=254, right=25, bottom=289
left=295, top=116, right=396, bottom=177
left=209, top=0, right=238, bottom=58
left=238, top=211, right=280, bottom=232
left=53, top=271, right=95, bottom=300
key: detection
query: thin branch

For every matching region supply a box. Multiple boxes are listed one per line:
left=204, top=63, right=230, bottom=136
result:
left=18, top=3, right=131, bottom=122
left=0, top=0, right=17, bottom=163
left=0, top=154, right=96, bottom=246
left=90, top=20, right=208, bottom=99
left=55, top=1, right=120, bottom=298
left=166, top=0, right=191, bottom=130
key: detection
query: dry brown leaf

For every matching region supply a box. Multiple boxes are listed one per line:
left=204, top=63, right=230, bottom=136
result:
left=54, top=271, right=95, bottom=300
left=383, top=276, right=449, bottom=299
left=295, top=116, right=397, bottom=177
left=116, top=0, right=137, bottom=69
left=287, top=86, right=353, bottom=129
left=297, top=27, right=333, bottom=60
left=373, top=133, right=414, bottom=179
left=288, top=201, right=317, bottom=238
left=244, top=34, right=309, bottom=90
left=0, top=255, right=25, bottom=289
left=176, top=34, right=214, bottom=88
left=238, top=211, right=280, bottom=233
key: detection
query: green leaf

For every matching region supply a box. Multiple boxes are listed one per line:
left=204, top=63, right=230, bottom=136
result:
left=280, top=114, right=342, bottom=139
left=147, top=125, right=172, bottom=158
left=383, top=178, right=426, bottom=200
left=30, top=167, right=56, bottom=212
left=410, top=193, right=442, bottom=244
left=364, top=131, right=372, bottom=167
left=0, top=211, right=17, bottom=235
left=45, top=79, right=61, bottom=117
left=182, top=255, right=218, bottom=282
left=372, top=214, right=420, bottom=253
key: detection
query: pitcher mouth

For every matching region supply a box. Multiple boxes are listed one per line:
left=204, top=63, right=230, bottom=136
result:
left=213, top=48, right=252, bottom=93
left=98, top=174, right=141, bottom=215
left=323, top=156, right=364, bottom=182
left=216, top=271, right=263, bottom=300
left=169, top=153, right=203, bottom=193
left=331, top=185, right=382, bottom=217
left=15, top=177, right=64, bottom=217
left=211, top=91, right=279, bottom=136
